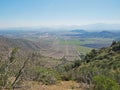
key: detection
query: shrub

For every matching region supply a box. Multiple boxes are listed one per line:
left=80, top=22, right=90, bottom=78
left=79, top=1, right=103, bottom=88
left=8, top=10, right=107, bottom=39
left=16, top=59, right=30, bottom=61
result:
left=93, top=75, right=120, bottom=90
left=32, top=67, right=60, bottom=85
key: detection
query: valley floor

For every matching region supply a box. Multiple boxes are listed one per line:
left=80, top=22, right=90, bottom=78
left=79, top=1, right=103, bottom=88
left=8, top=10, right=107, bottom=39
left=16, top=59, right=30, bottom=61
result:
left=40, top=37, right=81, bottom=61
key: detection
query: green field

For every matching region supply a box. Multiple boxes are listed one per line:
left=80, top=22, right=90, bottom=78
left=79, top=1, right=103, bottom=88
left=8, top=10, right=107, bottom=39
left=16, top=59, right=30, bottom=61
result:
left=59, top=38, right=93, bottom=54
left=60, top=38, right=113, bottom=45
left=59, top=37, right=113, bottom=54
left=76, top=46, right=93, bottom=54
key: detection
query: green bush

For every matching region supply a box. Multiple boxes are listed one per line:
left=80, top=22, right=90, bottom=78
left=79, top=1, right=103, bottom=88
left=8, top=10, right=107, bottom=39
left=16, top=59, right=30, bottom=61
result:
left=32, top=67, right=60, bottom=85
left=93, top=75, right=120, bottom=90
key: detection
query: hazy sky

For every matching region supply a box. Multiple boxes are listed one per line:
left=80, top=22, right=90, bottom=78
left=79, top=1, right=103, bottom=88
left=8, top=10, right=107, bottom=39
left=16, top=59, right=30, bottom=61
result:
left=0, top=0, right=120, bottom=28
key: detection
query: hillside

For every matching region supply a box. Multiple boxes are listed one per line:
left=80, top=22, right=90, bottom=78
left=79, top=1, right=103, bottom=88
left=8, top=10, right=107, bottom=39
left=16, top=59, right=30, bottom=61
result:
left=0, top=36, right=41, bottom=51
left=57, top=41, right=120, bottom=90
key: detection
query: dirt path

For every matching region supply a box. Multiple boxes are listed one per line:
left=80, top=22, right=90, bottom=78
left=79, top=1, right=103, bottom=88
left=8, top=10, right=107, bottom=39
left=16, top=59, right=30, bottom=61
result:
left=40, top=36, right=81, bottom=61
left=16, top=81, right=85, bottom=90
left=63, top=38, right=80, bottom=61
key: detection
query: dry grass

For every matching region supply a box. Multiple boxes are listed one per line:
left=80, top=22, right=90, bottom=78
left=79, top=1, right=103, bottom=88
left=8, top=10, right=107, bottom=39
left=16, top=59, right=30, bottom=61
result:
left=14, top=81, right=86, bottom=90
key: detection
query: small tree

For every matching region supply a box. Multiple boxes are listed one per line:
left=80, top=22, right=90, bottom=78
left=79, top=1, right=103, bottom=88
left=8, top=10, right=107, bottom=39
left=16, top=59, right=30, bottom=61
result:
left=0, top=48, right=29, bottom=89
left=111, top=41, right=117, bottom=46
left=0, top=48, right=18, bottom=89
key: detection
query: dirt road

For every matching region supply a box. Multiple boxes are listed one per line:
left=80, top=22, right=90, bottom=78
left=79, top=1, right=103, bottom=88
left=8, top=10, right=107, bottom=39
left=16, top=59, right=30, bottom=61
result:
left=40, top=36, right=80, bottom=61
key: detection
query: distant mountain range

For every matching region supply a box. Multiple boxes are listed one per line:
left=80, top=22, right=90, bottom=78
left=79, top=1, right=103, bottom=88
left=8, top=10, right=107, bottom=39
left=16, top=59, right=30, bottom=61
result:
left=77, top=23, right=120, bottom=31
left=1, top=23, right=120, bottom=31
left=66, top=29, right=120, bottom=40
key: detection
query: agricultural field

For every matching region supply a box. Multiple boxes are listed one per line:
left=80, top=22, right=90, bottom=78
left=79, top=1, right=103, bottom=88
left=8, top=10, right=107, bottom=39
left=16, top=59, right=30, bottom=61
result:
left=40, top=36, right=81, bottom=61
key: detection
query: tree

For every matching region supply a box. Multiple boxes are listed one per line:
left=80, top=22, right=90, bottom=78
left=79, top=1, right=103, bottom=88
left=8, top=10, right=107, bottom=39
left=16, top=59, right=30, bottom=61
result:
left=0, top=48, right=30, bottom=89
left=0, top=48, right=18, bottom=89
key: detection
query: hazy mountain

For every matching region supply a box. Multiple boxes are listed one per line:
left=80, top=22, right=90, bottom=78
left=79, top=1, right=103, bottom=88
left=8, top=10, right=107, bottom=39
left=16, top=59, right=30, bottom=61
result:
left=79, top=23, right=120, bottom=31
left=70, top=29, right=87, bottom=33
left=68, top=29, right=120, bottom=39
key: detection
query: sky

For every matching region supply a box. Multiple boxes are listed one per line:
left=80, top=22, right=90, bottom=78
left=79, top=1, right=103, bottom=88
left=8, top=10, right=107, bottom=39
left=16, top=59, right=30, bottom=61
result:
left=0, top=0, right=120, bottom=28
